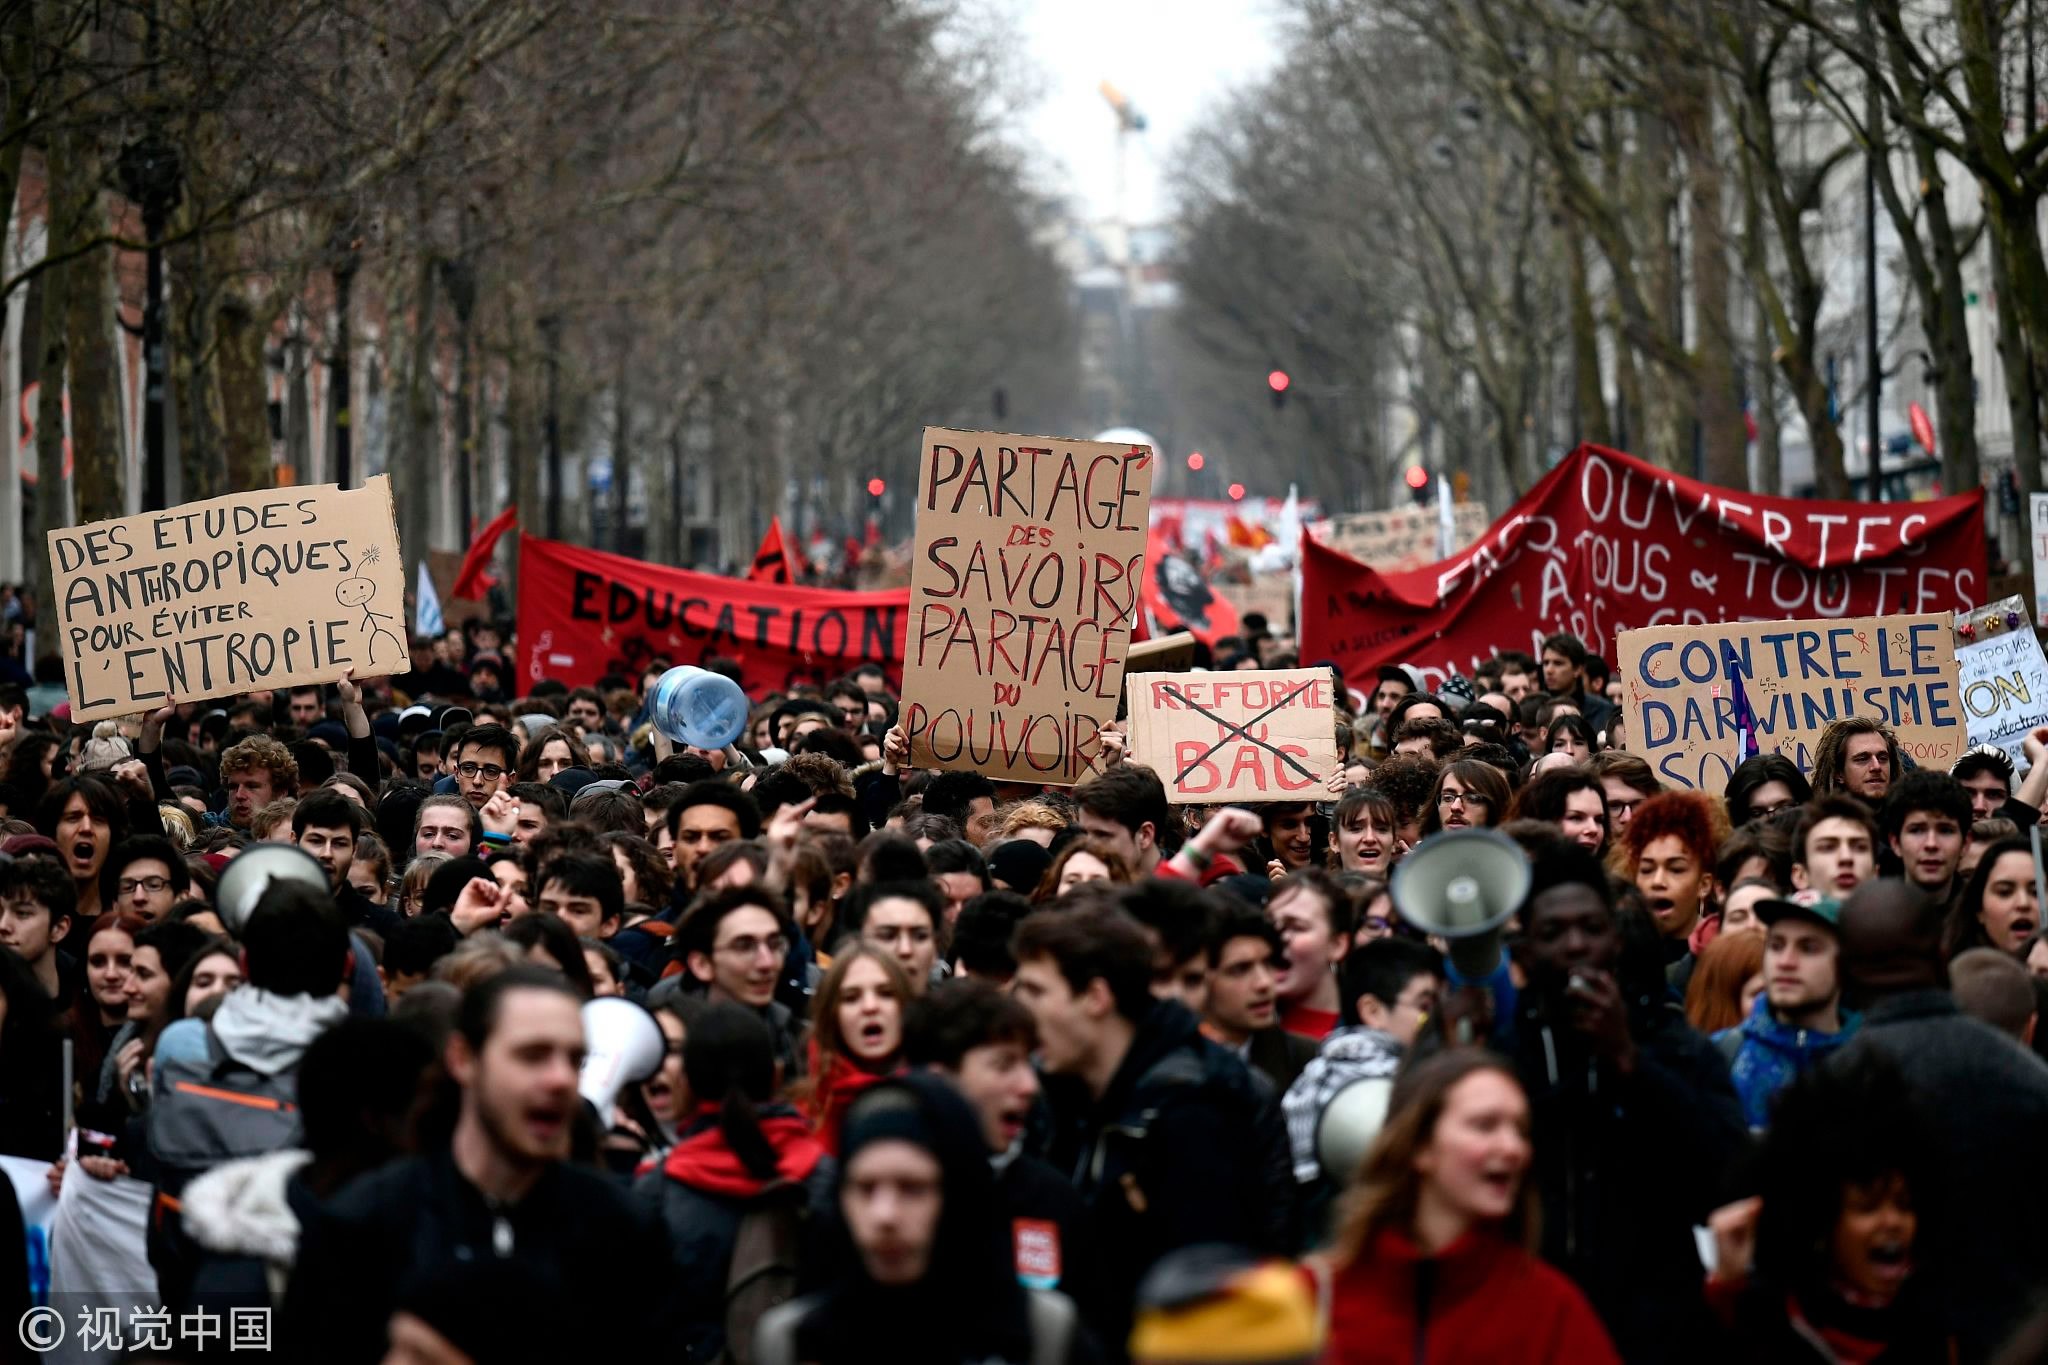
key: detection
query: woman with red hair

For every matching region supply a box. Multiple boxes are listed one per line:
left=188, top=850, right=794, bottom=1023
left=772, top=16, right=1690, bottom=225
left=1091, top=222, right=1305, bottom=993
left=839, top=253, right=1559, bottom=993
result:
left=1622, top=791, right=1730, bottom=990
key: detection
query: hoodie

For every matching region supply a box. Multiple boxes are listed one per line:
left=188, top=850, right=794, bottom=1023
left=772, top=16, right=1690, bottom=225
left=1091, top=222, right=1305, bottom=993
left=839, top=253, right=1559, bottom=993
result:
left=1713, top=993, right=1860, bottom=1130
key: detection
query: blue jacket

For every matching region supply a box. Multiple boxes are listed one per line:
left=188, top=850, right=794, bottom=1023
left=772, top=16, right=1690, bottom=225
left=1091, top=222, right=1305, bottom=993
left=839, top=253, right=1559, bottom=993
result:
left=1713, top=993, right=1859, bottom=1129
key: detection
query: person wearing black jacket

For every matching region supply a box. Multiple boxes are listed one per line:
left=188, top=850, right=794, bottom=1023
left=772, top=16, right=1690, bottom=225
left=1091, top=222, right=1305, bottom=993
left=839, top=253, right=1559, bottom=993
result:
left=1448, top=842, right=1747, bottom=1364
left=1012, top=906, right=1280, bottom=1359
left=1835, top=879, right=2048, bottom=1364
left=282, top=968, right=676, bottom=1362
left=636, top=1003, right=836, bottom=1364
left=906, top=980, right=1102, bottom=1322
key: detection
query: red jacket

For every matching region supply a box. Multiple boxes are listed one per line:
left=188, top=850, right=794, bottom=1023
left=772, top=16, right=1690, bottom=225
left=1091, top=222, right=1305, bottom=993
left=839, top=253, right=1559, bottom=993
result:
left=1323, top=1227, right=1619, bottom=1365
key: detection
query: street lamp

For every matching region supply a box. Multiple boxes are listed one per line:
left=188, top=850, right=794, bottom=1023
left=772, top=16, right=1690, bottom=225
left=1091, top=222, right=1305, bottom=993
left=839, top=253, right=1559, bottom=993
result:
left=118, top=133, right=180, bottom=511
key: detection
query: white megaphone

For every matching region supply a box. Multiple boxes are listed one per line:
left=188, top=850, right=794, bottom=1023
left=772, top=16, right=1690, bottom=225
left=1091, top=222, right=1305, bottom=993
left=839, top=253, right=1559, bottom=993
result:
left=1317, top=1075, right=1394, bottom=1185
left=213, top=843, right=334, bottom=935
left=578, top=997, right=665, bottom=1115
left=1390, top=828, right=1530, bottom=979
left=648, top=665, right=750, bottom=751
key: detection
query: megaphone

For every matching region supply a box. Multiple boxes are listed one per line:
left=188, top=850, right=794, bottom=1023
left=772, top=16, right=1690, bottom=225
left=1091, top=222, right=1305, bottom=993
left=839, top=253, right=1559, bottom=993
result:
left=1316, top=1075, right=1394, bottom=1185
left=648, top=665, right=750, bottom=751
left=578, top=996, right=665, bottom=1115
left=1390, top=828, right=1529, bottom=979
left=213, top=843, right=333, bottom=935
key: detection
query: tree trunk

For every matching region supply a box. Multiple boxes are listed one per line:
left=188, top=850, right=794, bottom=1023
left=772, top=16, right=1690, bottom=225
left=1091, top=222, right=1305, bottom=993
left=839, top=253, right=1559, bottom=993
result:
left=215, top=285, right=272, bottom=492
left=1753, top=303, right=1781, bottom=495
left=1564, top=222, right=1610, bottom=446
left=1992, top=234, right=2042, bottom=495
left=397, top=251, right=438, bottom=587
left=168, top=228, right=222, bottom=501
left=31, top=267, right=70, bottom=575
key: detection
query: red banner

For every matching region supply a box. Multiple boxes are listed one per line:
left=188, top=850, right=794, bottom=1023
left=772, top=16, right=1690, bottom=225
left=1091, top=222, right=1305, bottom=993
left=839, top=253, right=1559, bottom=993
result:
left=1300, top=445, right=1985, bottom=690
left=516, top=534, right=908, bottom=696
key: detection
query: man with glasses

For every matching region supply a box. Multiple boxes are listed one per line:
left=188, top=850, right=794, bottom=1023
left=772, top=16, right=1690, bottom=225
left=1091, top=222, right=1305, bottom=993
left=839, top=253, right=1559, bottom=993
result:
left=674, top=885, right=806, bottom=1076
left=452, top=723, right=519, bottom=810
left=101, top=834, right=189, bottom=921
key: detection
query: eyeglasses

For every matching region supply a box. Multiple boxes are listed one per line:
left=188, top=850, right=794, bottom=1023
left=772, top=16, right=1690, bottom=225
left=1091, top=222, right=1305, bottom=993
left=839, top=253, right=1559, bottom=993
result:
left=117, top=876, right=171, bottom=896
left=715, top=934, right=788, bottom=960
left=1437, top=790, right=1488, bottom=808
left=457, top=762, right=508, bottom=780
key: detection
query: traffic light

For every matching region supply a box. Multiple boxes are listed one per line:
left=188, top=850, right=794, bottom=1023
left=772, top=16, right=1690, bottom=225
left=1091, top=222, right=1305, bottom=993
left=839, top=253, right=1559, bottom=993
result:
left=1228, top=482, right=1246, bottom=501
left=1267, top=369, right=1290, bottom=410
left=867, top=477, right=886, bottom=498
left=1404, top=464, right=1430, bottom=505
left=1187, top=452, right=1205, bottom=471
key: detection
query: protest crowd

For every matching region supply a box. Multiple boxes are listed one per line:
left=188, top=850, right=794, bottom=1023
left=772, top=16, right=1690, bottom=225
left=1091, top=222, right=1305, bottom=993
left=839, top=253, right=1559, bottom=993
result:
left=0, top=453, right=2046, bottom=1365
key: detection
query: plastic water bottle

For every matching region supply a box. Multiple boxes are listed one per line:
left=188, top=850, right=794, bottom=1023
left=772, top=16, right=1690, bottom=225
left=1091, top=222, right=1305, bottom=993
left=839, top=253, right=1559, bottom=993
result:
left=649, top=665, right=750, bottom=750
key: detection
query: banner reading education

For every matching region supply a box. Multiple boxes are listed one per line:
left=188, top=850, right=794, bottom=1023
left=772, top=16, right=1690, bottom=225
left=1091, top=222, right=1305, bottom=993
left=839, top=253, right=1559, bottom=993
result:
left=902, top=426, right=1154, bottom=784
left=1615, top=614, right=1966, bottom=792
left=516, top=534, right=908, bottom=697
left=1125, top=668, right=1338, bottom=804
left=50, top=477, right=406, bottom=722
left=1300, top=444, right=1985, bottom=690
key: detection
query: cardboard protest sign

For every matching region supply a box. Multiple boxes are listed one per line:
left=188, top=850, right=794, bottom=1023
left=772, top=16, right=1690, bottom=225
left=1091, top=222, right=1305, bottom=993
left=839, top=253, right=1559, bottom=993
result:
left=1127, top=632, right=1197, bottom=672
left=2033, top=493, right=2048, bottom=627
left=1616, top=614, right=1966, bottom=792
left=1955, top=596, right=2048, bottom=772
left=49, top=477, right=406, bottom=722
left=1124, top=668, right=1339, bottom=803
left=1317, top=503, right=1488, bottom=571
left=902, top=427, right=1154, bottom=784
left=517, top=534, right=908, bottom=697
left=1302, top=444, right=1985, bottom=690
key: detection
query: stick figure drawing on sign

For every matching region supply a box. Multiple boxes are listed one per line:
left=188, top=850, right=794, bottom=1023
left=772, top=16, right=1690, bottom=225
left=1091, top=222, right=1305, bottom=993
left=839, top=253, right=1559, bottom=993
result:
left=339, top=547, right=405, bottom=667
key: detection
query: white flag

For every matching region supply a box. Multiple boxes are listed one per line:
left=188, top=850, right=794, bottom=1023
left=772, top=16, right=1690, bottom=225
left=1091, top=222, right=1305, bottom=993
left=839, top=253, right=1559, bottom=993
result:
left=415, top=561, right=443, bottom=638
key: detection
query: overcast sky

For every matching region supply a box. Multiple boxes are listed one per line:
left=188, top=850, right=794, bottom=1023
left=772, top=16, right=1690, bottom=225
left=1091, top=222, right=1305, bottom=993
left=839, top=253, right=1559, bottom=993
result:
left=1008, top=0, right=1284, bottom=226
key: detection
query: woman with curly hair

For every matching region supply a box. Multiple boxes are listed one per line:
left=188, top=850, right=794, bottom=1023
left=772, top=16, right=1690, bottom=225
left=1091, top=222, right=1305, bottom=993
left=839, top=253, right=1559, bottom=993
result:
left=1622, top=790, right=1729, bottom=987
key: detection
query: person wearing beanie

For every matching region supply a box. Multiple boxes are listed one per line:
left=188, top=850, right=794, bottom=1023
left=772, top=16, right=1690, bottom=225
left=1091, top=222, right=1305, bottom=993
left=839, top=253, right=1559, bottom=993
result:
left=753, top=1074, right=1088, bottom=1365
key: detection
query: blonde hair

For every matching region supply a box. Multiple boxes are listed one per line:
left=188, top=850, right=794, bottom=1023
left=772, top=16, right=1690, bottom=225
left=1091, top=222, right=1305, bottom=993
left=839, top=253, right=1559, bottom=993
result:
left=157, top=804, right=196, bottom=850
left=432, top=934, right=528, bottom=991
left=998, top=800, right=1068, bottom=842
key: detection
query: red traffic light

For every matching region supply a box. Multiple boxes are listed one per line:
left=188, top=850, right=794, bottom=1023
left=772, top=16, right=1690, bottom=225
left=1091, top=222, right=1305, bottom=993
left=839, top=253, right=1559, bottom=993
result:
left=1227, top=482, right=1246, bottom=501
left=1403, top=464, right=1430, bottom=490
left=1267, top=370, right=1290, bottom=393
left=1187, top=452, right=1205, bottom=471
left=867, top=477, right=886, bottom=497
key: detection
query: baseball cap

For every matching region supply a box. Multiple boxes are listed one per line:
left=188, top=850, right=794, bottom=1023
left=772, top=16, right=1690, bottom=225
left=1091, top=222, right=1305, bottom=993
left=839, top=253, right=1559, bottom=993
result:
left=1755, top=887, right=1844, bottom=933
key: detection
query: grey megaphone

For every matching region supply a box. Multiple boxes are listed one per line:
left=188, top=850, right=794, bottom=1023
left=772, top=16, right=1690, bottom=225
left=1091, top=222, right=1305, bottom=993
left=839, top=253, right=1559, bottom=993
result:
left=578, top=997, right=665, bottom=1114
left=213, top=843, right=333, bottom=935
left=1390, top=827, right=1530, bottom=979
left=1316, top=1075, right=1394, bottom=1185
